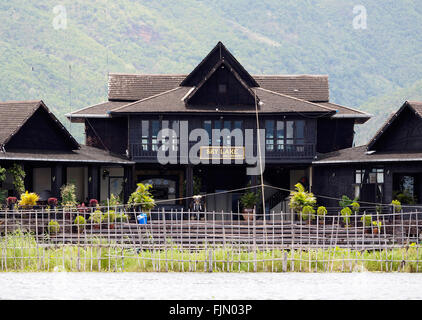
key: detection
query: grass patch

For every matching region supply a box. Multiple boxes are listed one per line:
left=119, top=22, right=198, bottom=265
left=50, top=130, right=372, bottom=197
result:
left=0, top=230, right=421, bottom=272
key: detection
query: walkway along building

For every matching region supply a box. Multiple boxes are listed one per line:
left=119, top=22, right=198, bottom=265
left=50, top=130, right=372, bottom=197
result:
left=0, top=100, right=134, bottom=203
left=67, top=42, right=371, bottom=213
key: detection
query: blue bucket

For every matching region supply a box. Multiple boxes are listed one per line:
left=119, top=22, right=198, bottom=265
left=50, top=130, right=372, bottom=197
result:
left=137, top=213, right=148, bottom=225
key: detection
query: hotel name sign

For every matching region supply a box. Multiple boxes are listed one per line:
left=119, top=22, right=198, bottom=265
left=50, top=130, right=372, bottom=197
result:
left=199, top=146, right=245, bottom=160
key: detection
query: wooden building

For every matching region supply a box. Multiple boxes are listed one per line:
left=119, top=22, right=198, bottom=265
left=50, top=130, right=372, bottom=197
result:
left=314, top=101, right=422, bottom=210
left=0, top=100, right=134, bottom=203
left=67, top=42, right=370, bottom=213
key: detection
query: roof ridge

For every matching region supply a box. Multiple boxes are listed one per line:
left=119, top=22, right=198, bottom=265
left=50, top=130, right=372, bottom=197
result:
left=0, top=100, right=42, bottom=105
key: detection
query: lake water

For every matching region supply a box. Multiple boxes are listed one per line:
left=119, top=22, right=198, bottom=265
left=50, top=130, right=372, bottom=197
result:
left=1, top=272, right=421, bottom=300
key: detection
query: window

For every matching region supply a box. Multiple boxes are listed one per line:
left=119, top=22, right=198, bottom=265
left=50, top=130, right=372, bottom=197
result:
left=265, top=120, right=306, bottom=152
left=276, top=121, right=284, bottom=150
left=151, top=120, right=160, bottom=151
left=141, top=120, right=149, bottom=151
left=355, top=168, right=384, bottom=184
left=265, top=120, right=274, bottom=151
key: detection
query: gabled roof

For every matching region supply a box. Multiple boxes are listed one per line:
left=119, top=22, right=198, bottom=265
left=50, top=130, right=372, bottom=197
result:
left=0, top=100, right=79, bottom=150
left=367, top=101, right=422, bottom=151
left=180, top=41, right=259, bottom=88
left=184, top=59, right=258, bottom=106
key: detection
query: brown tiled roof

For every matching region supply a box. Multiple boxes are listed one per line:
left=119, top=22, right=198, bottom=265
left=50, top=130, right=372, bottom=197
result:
left=314, top=145, right=422, bottom=164
left=107, top=73, right=330, bottom=102
left=0, top=145, right=133, bottom=164
left=254, top=75, right=329, bottom=102
left=108, top=74, right=186, bottom=101
left=0, top=100, right=79, bottom=149
left=110, top=87, right=336, bottom=115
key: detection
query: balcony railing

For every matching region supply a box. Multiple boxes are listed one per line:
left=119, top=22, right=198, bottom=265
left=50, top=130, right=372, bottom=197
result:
left=129, top=142, right=315, bottom=162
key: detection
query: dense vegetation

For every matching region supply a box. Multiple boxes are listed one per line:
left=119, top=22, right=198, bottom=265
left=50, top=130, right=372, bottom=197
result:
left=1, top=1, right=422, bottom=144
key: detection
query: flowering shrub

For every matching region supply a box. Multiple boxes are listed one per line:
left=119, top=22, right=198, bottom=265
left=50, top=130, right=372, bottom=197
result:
left=340, top=207, right=352, bottom=227
left=89, top=199, right=98, bottom=207
left=301, top=205, right=315, bottom=221
left=18, top=191, right=39, bottom=207
left=48, top=198, right=58, bottom=206
left=391, top=200, right=402, bottom=213
left=77, top=203, right=89, bottom=213
left=6, top=197, right=17, bottom=205
left=317, top=206, right=327, bottom=218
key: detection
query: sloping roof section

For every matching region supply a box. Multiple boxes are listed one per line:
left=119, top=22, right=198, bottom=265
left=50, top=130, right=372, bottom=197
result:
left=0, top=100, right=79, bottom=150
left=65, top=101, right=132, bottom=122
left=110, top=86, right=336, bottom=115
left=367, top=101, right=422, bottom=151
left=180, top=41, right=259, bottom=88
left=108, top=74, right=185, bottom=101
left=254, top=75, right=329, bottom=102
left=0, top=145, right=133, bottom=164
left=314, top=145, right=422, bottom=164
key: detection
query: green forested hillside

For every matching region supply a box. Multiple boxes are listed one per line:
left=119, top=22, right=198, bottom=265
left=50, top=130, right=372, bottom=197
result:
left=1, top=0, right=422, bottom=144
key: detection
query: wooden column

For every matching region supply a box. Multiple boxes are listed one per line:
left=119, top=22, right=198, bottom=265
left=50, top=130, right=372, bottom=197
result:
left=124, top=165, right=135, bottom=203
left=88, top=165, right=99, bottom=201
left=185, top=165, right=194, bottom=208
left=51, top=164, right=63, bottom=199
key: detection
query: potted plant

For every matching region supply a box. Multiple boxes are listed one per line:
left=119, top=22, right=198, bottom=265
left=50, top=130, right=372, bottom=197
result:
left=61, top=183, right=78, bottom=221
left=18, top=191, right=39, bottom=218
left=115, top=213, right=129, bottom=223
left=47, top=220, right=60, bottom=235
left=6, top=197, right=17, bottom=211
left=89, top=208, right=103, bottom=230
left=391, top=200, right=402, bottom=213
left=74, top=215, right=86, bottom=233
left=360, top=214, right=372, bottom=233
left=239, top=191, right=260, bottom=221
left=289, top=183, right=316, bottom=221
left=48, top=197, right=58, bottom=209
left=89, top=199, right=98, bottom=208
left=372, top=220, right=382, bottom=235
left=340, top=207, right=352, bottom=228
left=128, top=183, right=156, bottom=223
left=317, top=206, right=327, bottom=225
left=102, top=210, right=117, bottom=229
left=301, top=205, right=315, bottom=224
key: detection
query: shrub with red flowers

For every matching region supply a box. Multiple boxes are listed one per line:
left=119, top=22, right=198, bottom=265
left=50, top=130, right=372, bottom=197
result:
left=6, top=197, right=17, bottom=205
left=89, top=199, right=98, bottom=207
left=48, top=198, right=58, bottom=206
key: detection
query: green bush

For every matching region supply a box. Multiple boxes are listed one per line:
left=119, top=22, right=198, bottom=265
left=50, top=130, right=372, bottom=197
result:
left=317, top=206, right=327, bottom=218
left=360, top=214, right=372, bottom=227
left=48, top=220, right=60, bottom=234
left=289, top=183, right=316, bottom=213
left=341, top=207, right=352, bottom=226
left=89, top=211, right=103, bottom=224
left=115, top=213, right=129, bottom=222
left=74, top=215, right=86, bottom=225
left=102, top=211, right=117, bottom=223
left=351, top=202, right=360, bottom=213
left=128, top=183, right=156, bottom=212
left=301, top=205, right=315, bottom=221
